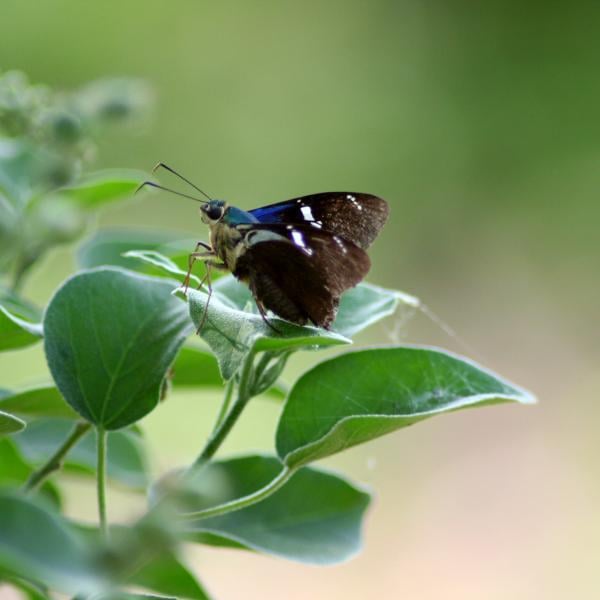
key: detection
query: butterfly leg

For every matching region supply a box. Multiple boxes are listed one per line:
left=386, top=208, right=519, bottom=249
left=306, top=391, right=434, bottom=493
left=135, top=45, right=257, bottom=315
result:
left=196, top=260, right=225, bottom=333
left=183, top=241, right=214, bottom=294
left=255, top=299, right=283, bottom=334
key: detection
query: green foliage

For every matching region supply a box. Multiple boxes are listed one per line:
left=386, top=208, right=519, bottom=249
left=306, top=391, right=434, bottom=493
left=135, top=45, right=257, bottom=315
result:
left=44, top=268, right=192, bottom=429
left=182, top=455, right=370, bottom=564
left=0, top=410, right=25, bottom=435
left=0, top=301, right=43, bottom=352
left=0, top=491, right=99, bottom=595
left=14, top=419, right=149, bottom=489
left=277, top=347, right=535, bottom=467
left=0, top=69, right=535, bottom=599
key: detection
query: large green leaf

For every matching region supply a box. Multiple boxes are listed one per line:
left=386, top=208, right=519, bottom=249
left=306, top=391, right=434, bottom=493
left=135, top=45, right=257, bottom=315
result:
left=0, top=385, right=78, bottom=419
left=77, top=229, right=187, bottom=271
left=0, top=491, right=98, bottom=595
left=0, top=303, right=43, bottom=352
left=0, top=410, right=25, bottom=435
left=43, top=268, right=192, bottom=429
left=60, top=169, right=148, bottom=208
left=187, top=289, right=349, bottom=380
left=182, top=455, right=370, bottom=565
left=277, top=346, right=536, bottom=467
left=14, top=419, right=148, bottom=489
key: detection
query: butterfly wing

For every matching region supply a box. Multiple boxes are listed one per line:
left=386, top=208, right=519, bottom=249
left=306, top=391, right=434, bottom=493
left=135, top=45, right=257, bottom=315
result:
left=234, top=224, right=370, bottom=328
left=249, top=192, right=388, bottom=250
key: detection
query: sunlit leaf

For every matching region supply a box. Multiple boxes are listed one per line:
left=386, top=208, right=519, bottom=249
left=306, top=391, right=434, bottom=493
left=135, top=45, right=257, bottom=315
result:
left=44, top=268, right=192, bottom=429
left=277, top=346, right=536, bottom=467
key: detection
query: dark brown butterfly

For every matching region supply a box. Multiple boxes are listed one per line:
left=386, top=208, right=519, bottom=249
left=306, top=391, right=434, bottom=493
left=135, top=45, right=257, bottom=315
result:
left=139, top=164, right=388, bottom=329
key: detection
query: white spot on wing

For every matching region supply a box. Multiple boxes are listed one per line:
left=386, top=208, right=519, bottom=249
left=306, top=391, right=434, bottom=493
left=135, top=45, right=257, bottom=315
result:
left=292, top=230, right=305, bottom=247
left=346, top=193, right=362, bottom=210
left=300, top=205, right=314, bottom=221
left=291, top=229, right=313, bottom=256
left=333, top=235, right=348, bottom=254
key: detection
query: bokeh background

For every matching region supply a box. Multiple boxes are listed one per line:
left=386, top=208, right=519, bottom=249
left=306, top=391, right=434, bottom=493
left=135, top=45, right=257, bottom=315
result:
left=1, top=1, right=598, bottom=598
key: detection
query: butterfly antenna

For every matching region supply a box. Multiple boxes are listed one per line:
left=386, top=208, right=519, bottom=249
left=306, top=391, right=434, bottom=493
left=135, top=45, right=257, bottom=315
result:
left=153, top=162, right=213, bottom=201
left=135, top=181, right=205, bottom=203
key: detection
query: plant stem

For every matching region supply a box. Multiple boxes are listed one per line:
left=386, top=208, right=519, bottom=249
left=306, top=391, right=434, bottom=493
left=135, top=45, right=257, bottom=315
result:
left=96, top=427, right=109, bottom=539
left=180, top=465, right=296, bottom=520
left=213, top=377, right=235, bottom=430
left=191, top=349, right=256, bottom=470
left=23, top=422, right=91, bottom=492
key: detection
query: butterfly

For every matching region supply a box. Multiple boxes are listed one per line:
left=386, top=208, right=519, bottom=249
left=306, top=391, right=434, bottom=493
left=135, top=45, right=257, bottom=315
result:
left=139, top=163, right=388, bottom=330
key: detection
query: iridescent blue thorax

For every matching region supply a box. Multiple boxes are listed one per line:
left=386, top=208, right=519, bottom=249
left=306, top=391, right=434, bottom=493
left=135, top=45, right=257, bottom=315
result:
left=222, top=205, right=259, bottom=226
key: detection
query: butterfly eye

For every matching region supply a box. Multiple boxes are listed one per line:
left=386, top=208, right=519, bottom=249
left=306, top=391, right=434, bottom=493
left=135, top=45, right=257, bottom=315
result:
left=207, top=205, right=223, bottom=220
left=202, top=202, right=224, bottom=221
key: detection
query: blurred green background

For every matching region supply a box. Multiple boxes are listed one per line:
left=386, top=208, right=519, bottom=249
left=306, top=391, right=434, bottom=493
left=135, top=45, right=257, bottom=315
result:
left=1, top=1, right=598, bottom=598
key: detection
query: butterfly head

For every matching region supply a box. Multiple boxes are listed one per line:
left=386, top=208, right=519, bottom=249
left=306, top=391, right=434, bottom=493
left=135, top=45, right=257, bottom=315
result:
left=200, top=200, right=227, bottom=225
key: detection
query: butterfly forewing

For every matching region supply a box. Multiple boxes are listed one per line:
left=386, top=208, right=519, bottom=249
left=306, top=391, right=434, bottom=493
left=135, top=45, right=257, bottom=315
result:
left=234, top=223, right=370, bottom=328
left=249, top=192, right=388, bottom=250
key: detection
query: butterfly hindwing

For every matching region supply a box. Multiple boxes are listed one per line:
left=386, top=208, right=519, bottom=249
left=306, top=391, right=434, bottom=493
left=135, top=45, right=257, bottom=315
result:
left=233, top=223, right=370, bottom=328
left=249, top=192, right=388, bottom=250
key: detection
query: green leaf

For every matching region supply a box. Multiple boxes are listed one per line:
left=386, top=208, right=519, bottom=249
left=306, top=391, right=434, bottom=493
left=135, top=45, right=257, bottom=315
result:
left=182, top=455, right=370, bottom=565
left=0, top=385, right=78, bottom=419
left=60, top=169, right=148, bottom=208
left=0, top=491, right=99, bottom=594
left=210, top=277, right=416, bottom=338
left=0, top=303, right=43, bottom=352
left=277, top=346, right=536, bottom=467
left=123, top=250, right=200, bottom=286
left=130, top=552, right=211, bottom=600
left=126, top=251, right=413, bottom=338
left=43, top=267, right=192, bottom=429
left=171, top=346, right=222, bottom=387
left=187, top=289, right=350, bottom=380
left=0, top=410, right=25, bottom=435
left=0, top=438, right=62, bottom=509
left=170, top=345, right=286, bottom=399
left=334, top=282, right=419, bottom=337
left=14, top=419, right=148, bottom=489
left=77, top=229, right=187, bottom=271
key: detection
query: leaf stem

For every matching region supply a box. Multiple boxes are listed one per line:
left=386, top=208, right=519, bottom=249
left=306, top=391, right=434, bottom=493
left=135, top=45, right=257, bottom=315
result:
left=191, top=349, right=256, bottom=470
left=180, top=465, right=296, bottom=520
left=214, top=377, right=235, bottom=430
left=23, top=422, right=91, bottom=492
left=96, top=427, right=109, bottom=539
